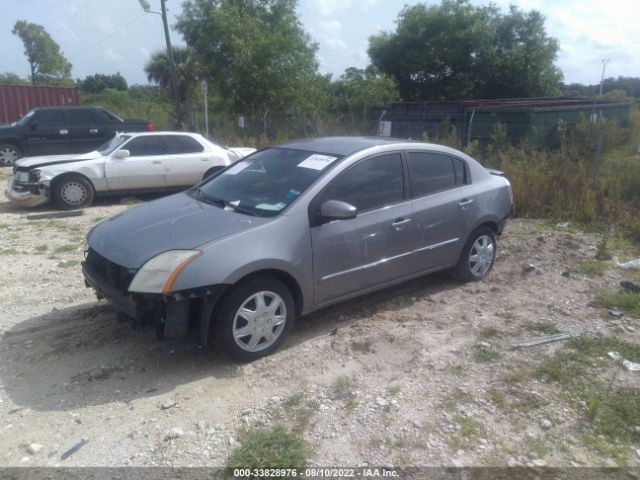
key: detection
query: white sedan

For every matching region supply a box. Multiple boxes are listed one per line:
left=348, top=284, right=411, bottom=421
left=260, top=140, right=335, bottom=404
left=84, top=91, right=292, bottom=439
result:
left=5, top=132, right=256, bottom=209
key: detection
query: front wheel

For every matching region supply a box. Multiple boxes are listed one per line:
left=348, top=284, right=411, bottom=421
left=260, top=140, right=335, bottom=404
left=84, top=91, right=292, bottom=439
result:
left=52, top=175, right=95, bottom=210
left=213, top=276, right=294, bottom=362
left=452, top=227, right=497, bottom=282
left=0, top=144, right=22, bottom=166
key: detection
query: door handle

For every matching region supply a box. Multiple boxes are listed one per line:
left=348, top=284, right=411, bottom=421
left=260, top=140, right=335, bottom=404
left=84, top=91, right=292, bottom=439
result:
left=391, top=218, right=411, bottom=230
left=59, top=129, right=68, bottom=135
left=152, top=160, right=162, bottom=164
left=459, top=199, right=474, bottom=209
left=90, top=128, right=99, bottom=134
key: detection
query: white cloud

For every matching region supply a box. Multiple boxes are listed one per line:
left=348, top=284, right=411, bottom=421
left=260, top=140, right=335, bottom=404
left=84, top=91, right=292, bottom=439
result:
left=103, top=48, right=124, bottom=63
left=314, top=19, right=348, bottom=50
left=311, top=0, right=377, bottom=17
left=139, top=46, right=151, bottom=59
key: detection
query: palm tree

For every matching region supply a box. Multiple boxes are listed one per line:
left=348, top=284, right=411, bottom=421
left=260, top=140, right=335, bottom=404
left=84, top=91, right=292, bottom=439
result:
left=144, top=46, right=200, bottom=128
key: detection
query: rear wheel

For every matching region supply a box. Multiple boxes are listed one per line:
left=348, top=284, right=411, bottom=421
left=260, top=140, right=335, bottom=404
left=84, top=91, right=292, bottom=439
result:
left=452, top=227, right=496, bottom=282
left=52, top=175, right=95, bottom=210
left=0, top=144, right=21, bottom=166
left=213, top=276, right=294, bottom=362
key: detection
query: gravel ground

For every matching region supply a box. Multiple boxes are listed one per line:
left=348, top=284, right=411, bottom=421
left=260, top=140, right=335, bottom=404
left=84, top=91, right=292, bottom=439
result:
left=1, top=170, right=639, bottom=468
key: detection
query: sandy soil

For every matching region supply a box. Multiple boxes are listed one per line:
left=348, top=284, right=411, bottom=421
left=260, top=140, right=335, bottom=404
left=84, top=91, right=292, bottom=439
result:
left=1, top=171, right=639, bottom=468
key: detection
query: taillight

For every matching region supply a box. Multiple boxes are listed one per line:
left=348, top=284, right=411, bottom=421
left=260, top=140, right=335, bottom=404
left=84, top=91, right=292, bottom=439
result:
left=146, top=121, right=156, bottom=132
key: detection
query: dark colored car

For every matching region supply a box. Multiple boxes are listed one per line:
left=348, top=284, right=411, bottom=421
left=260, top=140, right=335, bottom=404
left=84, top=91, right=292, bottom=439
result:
left=0, top=106, right=155, bottom=165
left=83, top=137, right=513, bottom=362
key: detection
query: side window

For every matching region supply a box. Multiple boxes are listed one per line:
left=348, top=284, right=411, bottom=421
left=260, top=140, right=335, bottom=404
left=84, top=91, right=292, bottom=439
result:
left=453, top=157, right=467, bottom=186
left=407, top=152, right=456, bottom=197
left=33, top=110, right=65, bottom=127
left=125, top=136, right=164, bottom=156
left=323, top=153, right=404, bottom=212
left=66, top=109, right=96, bottom=126
left=164, top=135, right=205, bottom=154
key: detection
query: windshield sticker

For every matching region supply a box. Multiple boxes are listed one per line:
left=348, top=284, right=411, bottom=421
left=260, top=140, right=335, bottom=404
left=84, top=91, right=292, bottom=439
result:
left=285, top=189, right=300, bottom=199
left=224, top=161, right=251, bottom=175
left=297, top=154, right=338, bottom=170
left=256, top=202, right=286, bottom=211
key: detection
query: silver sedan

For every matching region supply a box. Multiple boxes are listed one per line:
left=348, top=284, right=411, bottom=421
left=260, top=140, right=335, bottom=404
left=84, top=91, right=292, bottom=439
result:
left=83, top=137, right=512, bottom=361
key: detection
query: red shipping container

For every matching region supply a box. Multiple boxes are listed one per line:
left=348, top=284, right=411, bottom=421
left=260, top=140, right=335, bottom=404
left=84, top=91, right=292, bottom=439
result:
left=0, top=83, right=81, bottom=125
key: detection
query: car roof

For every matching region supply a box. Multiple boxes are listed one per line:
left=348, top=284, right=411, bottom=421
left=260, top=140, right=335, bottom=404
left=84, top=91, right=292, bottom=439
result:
left=277, top=136, right=421, bottom=156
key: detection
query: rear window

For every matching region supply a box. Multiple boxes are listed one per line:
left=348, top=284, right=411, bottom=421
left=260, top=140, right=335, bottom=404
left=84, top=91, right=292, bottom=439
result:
left=66, top=109, right=96, bottom=126
left=164, top=135, right=204, bottom=154
left=408, top=152, right=462, bottom=197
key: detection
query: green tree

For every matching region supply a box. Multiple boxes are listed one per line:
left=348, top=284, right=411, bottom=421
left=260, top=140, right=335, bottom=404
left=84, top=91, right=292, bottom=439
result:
left=368, top=0, right=562, bottom=101
left=333, top=66, right=399, bottom=131
left=12, top=20, right=72, bottom=84
left=176, top=0, right=318, bottom=133
left=144, top=46, right=200, bottom=126
left=78, top=73, right=128, bottom=94
left=0, top=72, right=29, bottom=84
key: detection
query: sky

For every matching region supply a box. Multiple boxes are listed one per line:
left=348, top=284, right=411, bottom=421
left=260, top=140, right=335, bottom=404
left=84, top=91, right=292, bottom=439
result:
left=0, top=0, right=638, bottom=87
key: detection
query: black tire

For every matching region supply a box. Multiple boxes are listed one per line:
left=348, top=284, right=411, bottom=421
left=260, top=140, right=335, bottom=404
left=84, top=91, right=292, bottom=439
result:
left=203, top=166, right=224, bottom=180
left=213, top=276, right=294, bottom=362
left=0, top=144, right=22, bottom=166
left=452, top=226, right=497, bottom=282
left=52, top=175, right=95, bottom=210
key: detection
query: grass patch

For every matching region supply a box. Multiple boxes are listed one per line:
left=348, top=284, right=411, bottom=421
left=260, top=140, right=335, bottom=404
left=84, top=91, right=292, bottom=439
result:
left=485, top=387, right=507, bottom=409
left=227, top=425, right=309, bottom=470
left=573, top=259, right=607, bottom=276
left=0, top=248, right=18, bottom=255
left=503, top=369, right=529, bottom=385
left=525, top=321, right=561, bottom=335
left=472, top=344, right=502, bottom=363
left=596, top=290, right=640, bottom=318
left=479, top=326, right=500, bottom=339
left=34, top=244, right=48, bottom=252
left=54, top=244, right=77, bottom=254
left=283, top=393, right=303, bottom=408
left=496, top=308, right=519, bottom=322
left=333, top=376, right=355, bottom=395
left=447, top=415, right=484, bottom=450
left=345, top=396, right=358, bottom=413
left=537, top=336, right=640, bottom=449
left=58, top=260, right=78, bottom=268
left=441, top=387, right=473, bottom=412
left=387, top=385, right=401, bottom=397
left=529, top=436, right=550, bottom=458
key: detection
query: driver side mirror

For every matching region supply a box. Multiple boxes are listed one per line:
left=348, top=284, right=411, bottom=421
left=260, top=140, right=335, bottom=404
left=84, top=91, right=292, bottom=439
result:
left=320, top=199, right=357, bottom=221
left=114, top=149, right=130, bottom=159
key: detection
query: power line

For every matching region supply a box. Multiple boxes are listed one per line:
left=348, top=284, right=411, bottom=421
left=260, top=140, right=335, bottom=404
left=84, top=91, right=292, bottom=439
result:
left=68, top=12, right=146, bottom=60
left=55, top=0, right=94, bottom=33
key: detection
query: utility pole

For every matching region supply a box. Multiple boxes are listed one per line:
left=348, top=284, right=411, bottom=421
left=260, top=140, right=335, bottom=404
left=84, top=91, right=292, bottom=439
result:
left=598, top=59, right=610, bottom=97
left=138, top=0, right=181, bottom=129
left=160, top=0, right=182, bottom=129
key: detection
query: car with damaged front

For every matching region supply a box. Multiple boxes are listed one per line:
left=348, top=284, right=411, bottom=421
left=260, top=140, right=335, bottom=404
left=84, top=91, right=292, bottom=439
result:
left=5, top=132, right=256, bottom=209
left=82, top=136, right=512, bottom=361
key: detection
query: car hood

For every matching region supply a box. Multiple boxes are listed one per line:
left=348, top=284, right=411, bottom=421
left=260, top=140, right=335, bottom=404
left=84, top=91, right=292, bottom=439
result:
left=89, top=191, right=269, bottom=268
left=16, top=151, right=102, bottom=169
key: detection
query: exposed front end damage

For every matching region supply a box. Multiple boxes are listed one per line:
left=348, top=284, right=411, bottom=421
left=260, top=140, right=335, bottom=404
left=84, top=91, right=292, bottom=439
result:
left=4, top=172, right=50, bottom=207
left=81, top=247, right=226, bottom=345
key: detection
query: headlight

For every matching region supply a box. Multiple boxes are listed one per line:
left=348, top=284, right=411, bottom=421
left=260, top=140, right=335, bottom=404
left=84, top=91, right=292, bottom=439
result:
left=16, top=171, right=30, bottom=183
left=128, top=250, right=202, bottom=294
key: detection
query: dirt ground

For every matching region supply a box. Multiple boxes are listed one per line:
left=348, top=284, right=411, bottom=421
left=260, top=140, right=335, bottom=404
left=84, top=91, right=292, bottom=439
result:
left=1, top=170, right=639, bottom=468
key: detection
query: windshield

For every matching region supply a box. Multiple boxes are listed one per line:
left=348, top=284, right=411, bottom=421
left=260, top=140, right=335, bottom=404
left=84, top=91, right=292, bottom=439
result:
left=97, top=134, right=131, bottom=155
left=194, top=147, right=342, bottom=217
left=16, top=110, right=35, bottom=127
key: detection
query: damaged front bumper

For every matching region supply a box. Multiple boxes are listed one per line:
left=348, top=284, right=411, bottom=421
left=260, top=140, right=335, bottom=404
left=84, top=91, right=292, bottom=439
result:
left=4, top=175, right=49, bottom=208
left=81, top=250, right=225, bottom=344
